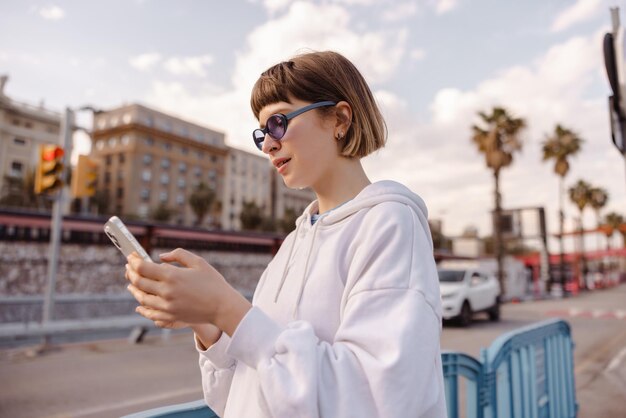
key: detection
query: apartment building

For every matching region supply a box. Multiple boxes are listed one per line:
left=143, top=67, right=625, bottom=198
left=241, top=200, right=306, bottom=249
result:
left=0, top=75, right=62, bottom=195
left=91, top=103, right=227, bottom=226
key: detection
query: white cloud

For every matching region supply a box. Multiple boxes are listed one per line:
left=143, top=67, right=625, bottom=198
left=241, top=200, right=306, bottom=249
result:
left=34, top=5, right=66, bottom=20
left=163, top=55, right=214, bottom=77
left=434, top=0, right=458, bottom=15
left=409, top=48, right=426, bottom=61
left=551, top=0, right=602, bottom=33
left=129, top=53, right=162, bottom=72
left=382, top=1, right=418, bottom=22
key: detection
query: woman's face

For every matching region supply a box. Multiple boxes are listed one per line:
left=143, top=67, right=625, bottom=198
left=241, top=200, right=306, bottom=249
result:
left=259, top=98, right=340, bottom=191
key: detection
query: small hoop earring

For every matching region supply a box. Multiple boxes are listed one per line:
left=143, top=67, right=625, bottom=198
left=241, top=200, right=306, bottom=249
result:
left=336, top=132, right=344, bottom=141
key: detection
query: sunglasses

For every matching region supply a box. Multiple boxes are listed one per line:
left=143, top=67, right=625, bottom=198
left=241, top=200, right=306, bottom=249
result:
left=253, top=101, right=336, bottom=150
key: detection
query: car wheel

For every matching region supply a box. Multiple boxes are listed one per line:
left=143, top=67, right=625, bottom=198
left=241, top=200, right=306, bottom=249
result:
left=458, top=301, right=472, bottom=327
left=488, top=300, right=500, bottom=322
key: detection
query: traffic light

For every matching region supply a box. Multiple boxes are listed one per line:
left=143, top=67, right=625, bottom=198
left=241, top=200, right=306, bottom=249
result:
left=34, top=144, right=64, bottom=194
left=71, top=155, right=99, bottom=198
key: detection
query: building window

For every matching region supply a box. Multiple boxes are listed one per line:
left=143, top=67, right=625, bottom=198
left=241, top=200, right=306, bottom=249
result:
left=105, top=155, right=112, bottom=166
left=161, top=158, right=170, bottom=169
left=163, top=142, right=172, bottom=151
left=145, top=136, right=155, bottom=146
left=211, top=155, right=217, bottom=163
left=194, top=167, right=202, bottom=177
left=10, top=161, right=24, bottom=177
left=161, top=173, right=169, bottom=185
left=141, top=188, right=150, bottom=201
left=104, top=172, right=111, bottom=184
left=178, top=178, right=186, bottom=188
left=160, top=191, right=168, bottom=202
left=138, top=204, right=149, bottom=217
left=178, top=162, right=187, bottom=173
left=122, top=113, right=132, bottom=124
left=145, top=116, right=154, bottom=127
left=143, top=154, right=152, bottom=165
left=176, top=194, right=185, bottom=205
left=24, top=122, right=33, bottom=129
left=11, top=118, right=20, bottom=126
left=181, top=147, right=189, bottom=155
left=117, top=187, right=124, bottom=198
left=110, top=117, right=119, bottom=127
left=96, top=140, right=105, bottom=150
left=196, top=150, right=204, bottom=159
left=142, top=169, right=151, bottom=182
left=13, top=137, right=26, bottom=146
left=119, top=154, right=125, bottom=164
left=121, top=135, right=130, bottom=146
left=108, top=137, right=117, bottom=147
left=208, top=170, right=217, bottom=180
left=97, top=119, right=106, bottom=130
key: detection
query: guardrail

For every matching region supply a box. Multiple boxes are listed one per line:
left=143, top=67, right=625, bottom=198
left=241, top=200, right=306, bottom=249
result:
left=121, top=319, right=577, bottom=418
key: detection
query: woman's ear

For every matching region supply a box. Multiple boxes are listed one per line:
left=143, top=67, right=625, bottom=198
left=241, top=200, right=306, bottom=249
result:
left=334, top=101, right=352, bottom=139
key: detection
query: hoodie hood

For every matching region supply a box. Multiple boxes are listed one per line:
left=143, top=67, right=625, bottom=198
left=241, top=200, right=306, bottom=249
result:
left=273, top=180, right=432, bottom=317
left=296, top=180, right=429, bottom=228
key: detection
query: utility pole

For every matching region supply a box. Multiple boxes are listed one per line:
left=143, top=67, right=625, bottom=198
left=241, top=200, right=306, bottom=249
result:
left=41, top=108, right=74, bottom=344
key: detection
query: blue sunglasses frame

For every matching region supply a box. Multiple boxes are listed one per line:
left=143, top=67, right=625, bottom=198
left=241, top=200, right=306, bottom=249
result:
left=252, top=101, right=336, bottom=150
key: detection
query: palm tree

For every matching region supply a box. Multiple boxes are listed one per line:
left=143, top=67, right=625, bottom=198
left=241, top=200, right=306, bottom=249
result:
left=568, top=179, right=592, bottom=288
left=603, top=212, right=624, bottom=250
left=472, top=106, right=526, bottom=295
left=541, top=124, right=583, bottom=292
left=588, top=187, right=609, bottom=250
left=188, top=182, right=216, bottom=226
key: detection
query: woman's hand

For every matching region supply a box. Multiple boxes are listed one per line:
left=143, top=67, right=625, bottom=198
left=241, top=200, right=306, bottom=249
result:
left=125, top=248, right=251, bottom=336
left=135, top=306, right=188, bottom=329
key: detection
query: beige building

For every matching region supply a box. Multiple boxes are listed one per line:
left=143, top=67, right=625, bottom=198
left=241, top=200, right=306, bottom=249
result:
left=0, top=75, right=62, bottom=196
left=223, top=147, right=316, bottom=231
left=91, top=103, right=227, bottom=226
left=223, top=147, right=272, bottom=230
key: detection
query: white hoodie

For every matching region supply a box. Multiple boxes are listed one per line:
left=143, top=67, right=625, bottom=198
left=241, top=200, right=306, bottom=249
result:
left=196, top=180, right=447, bottom=418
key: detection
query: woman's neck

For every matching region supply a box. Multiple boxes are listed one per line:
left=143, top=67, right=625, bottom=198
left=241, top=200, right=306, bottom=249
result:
left=313, top=158, right=371, bottom=214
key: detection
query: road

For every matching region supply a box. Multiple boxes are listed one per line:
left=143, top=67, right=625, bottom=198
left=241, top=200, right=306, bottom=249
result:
left=1, top=284, right=625, bottom=418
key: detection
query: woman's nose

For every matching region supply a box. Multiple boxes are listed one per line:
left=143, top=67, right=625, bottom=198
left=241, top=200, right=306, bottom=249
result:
left=262, top=134, right=280, bottom=154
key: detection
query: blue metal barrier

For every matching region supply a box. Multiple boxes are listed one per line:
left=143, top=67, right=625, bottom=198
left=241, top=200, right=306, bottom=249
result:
left=481, top=319, right=577, bottom=418
left=123, top=319, right=577, bottom=418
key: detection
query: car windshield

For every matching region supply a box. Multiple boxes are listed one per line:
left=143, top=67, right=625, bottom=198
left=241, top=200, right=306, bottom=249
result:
left=438, top=269, right=466, bottom=283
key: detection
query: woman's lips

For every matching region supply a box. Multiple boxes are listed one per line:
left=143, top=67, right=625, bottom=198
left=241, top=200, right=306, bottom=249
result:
left=277, top=158, right=291, bottom=174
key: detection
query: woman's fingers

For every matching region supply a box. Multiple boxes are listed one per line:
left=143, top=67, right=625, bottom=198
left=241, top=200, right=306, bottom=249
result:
left=127, top=252, right=170, bottom=281
left=125, top=264, right=162, bottom=296
left=127, top=284, right=170, bottom=311
left=159, top=248, right=201, bottom=268
left=136, top=306, right=176, bottom=322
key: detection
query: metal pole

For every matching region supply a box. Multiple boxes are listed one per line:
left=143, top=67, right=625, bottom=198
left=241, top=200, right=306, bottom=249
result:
left=42, top=108, right=74, bottom=340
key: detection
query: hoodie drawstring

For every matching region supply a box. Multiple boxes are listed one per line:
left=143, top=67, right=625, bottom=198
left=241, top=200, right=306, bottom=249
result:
left=273, top=218, right=303, bottom=303
left=292, top=220, right=320, bottom=318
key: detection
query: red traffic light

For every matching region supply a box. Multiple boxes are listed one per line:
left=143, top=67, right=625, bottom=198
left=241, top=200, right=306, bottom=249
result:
left=42, top=146, right=64, bottom=161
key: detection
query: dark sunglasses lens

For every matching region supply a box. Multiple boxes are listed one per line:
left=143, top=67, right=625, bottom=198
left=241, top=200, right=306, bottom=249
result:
left=253, top=130, right=265, bottom=149
left=267, top=115, right=286, bottom=139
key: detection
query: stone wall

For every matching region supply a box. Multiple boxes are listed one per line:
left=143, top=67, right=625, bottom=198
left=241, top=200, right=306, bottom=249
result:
left=0, top=242, right=272, bottom=323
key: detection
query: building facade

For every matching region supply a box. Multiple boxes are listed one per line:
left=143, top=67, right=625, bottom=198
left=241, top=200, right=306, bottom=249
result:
left=0, top=75, right=62, bottom=197
left=91, top=103, right=227, bottom=226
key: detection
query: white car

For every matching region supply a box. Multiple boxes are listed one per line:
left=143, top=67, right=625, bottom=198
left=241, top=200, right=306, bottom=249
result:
left=438, top=267, right=501, bottom=326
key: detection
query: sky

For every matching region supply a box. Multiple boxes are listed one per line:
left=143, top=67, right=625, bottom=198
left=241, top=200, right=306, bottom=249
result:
left=1, top=0, right=624, bottom=253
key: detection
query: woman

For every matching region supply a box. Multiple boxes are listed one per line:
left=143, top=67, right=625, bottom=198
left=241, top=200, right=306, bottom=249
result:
left=126, top=50, right=446, bottom=417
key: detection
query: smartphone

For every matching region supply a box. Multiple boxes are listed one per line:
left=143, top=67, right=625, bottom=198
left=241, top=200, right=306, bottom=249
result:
left=104, top=216, right=152, bottom=262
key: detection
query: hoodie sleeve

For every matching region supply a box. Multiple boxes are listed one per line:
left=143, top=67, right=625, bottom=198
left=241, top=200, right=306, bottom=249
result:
left=196, top=332, right=237, bottom=416
left=226, top=202, right=445, bottom=418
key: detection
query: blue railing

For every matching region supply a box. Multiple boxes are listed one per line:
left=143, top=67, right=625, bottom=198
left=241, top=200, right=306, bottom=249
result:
left=442, top=319, right=577, bottom=418
left=123, top=319, right=577, bottom=418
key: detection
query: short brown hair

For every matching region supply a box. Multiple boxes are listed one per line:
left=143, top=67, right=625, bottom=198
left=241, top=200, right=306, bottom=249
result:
left=251, top=51, right=387, bottom=158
